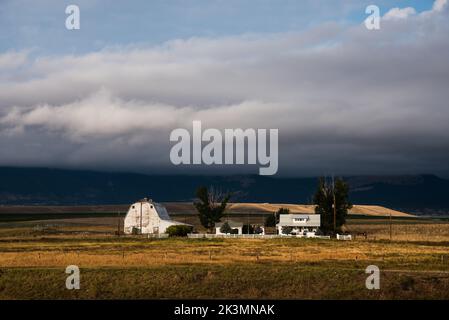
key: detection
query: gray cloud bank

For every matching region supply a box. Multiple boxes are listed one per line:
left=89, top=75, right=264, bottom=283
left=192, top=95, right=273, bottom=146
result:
left=1, top=1, right=449, bottom=176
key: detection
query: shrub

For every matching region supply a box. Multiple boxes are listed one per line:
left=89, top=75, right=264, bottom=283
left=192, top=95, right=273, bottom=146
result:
left=254, top=226, right=264, bottom=234
left=230, top=228, right=239, bottom=234
left=281, top=226, right=293, bottom=235
left=166, top=225, right=193, bottom=237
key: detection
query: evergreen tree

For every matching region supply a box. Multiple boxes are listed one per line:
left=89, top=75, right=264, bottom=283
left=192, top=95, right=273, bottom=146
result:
left=265, top=208, right=288, bottom=227
left=219, top=221, right=232, bottom=234
left=265, top=214, right=276, bottom=227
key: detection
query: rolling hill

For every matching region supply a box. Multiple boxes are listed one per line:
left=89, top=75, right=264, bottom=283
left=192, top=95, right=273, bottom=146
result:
left=0, top=167, right=448, bottom=215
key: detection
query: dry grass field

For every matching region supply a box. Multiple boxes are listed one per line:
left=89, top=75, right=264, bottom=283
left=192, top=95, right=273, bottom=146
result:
left=347, top=220, right=449, bottom=242
left=225, top=203, right=413, bottom=217
left=0, top=206, right=448, bottom=299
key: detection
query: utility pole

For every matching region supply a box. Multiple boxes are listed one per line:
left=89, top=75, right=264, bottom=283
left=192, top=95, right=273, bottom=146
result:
left=332, top=177, right=337, bottom=234
left=117, top=211, right=121, bottom=237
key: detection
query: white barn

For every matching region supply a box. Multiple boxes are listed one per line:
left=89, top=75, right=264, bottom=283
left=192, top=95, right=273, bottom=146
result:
left=276, top=214, right=321, bottom=236
left=123, top=198, right=191, bottom=235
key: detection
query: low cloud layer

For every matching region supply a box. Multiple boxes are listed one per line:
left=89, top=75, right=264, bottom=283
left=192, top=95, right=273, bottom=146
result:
left=1, top=1, right=449, bottom=176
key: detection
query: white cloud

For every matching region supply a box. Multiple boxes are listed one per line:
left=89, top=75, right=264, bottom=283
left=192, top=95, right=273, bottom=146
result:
left=1, top=90, right=186, bottom=140
left=383, top=0, right=448, bottom=20
left=433, top=0, right=448, bottom=12
left=383, top=7, right=416, bottom=20
left=0, top=51, right=29, bottom=71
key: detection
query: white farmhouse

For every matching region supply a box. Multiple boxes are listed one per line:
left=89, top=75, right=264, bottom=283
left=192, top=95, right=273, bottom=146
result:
left=124, top=198, right=191, bottom=235
left=276, top=214, right=320, bottom=236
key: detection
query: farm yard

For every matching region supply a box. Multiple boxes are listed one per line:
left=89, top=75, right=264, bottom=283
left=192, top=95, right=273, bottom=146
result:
left=0, top=204, right=449, bottom=299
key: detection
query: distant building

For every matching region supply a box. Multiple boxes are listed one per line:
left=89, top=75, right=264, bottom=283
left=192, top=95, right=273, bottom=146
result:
left=124, top=198, right=191, bottom=234
left=276, top=214, right=320, bottom=236
left=215, top=220, right=243, bottom=235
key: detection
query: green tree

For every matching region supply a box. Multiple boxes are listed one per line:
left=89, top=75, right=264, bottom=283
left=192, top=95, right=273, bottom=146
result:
left=194, top=186, right=231, bottom=232
left=264, top=214, right=276, bottom=227
left=313, top=177, right=352, bottom=235
left=219, top=222, right=232, bottom=234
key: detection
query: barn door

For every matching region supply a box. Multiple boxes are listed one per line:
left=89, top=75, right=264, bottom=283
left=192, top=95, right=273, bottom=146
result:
left=141, top=204, right=150, bottom=231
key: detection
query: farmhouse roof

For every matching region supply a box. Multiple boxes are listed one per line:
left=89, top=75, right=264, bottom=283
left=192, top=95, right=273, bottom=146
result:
left=277, top=214, right=321, bottom=227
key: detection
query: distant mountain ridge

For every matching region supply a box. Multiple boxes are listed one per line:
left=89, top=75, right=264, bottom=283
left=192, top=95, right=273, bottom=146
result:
left=0, top=167, right=448, bottom=215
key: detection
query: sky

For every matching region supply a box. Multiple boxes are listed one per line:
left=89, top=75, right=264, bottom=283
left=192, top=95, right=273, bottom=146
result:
left=0, top=0, right=448, bottom=177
